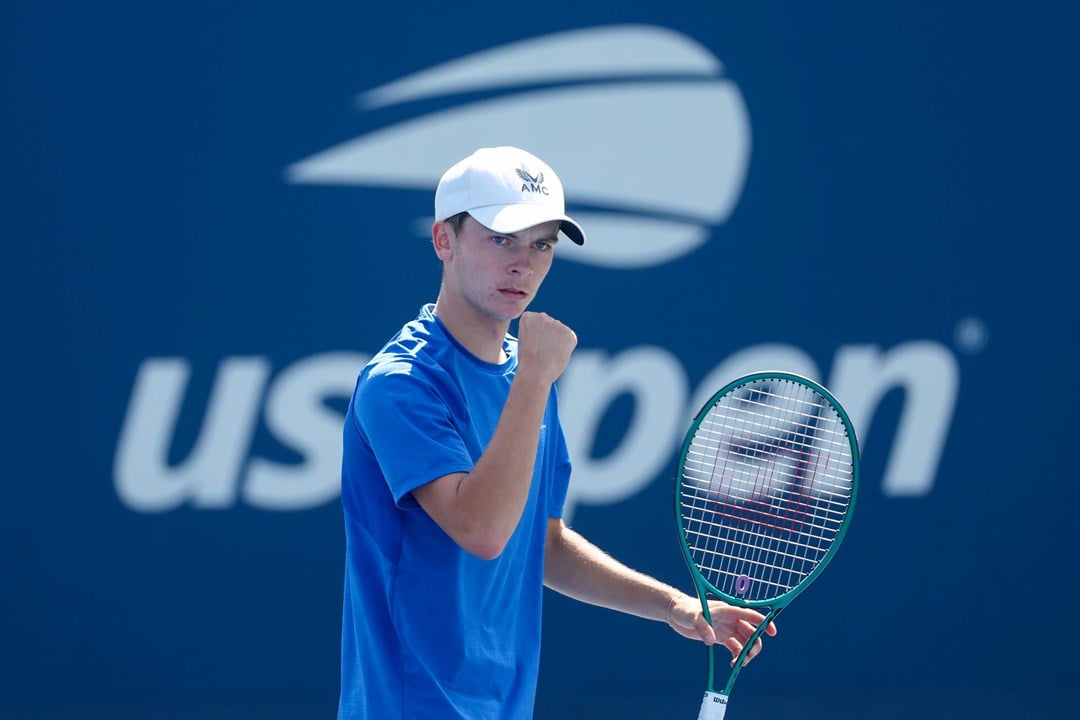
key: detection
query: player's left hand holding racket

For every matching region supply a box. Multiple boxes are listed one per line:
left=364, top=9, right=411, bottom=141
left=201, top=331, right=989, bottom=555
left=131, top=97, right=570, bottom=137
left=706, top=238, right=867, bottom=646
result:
left=675, top=372, right=859, bottom=719
left=665, top=594, right=776, bottom=667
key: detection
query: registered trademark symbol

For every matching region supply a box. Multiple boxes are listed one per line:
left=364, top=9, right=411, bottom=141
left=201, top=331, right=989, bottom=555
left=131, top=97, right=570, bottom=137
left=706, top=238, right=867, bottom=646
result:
left=954, top=316, right=988, bottom=355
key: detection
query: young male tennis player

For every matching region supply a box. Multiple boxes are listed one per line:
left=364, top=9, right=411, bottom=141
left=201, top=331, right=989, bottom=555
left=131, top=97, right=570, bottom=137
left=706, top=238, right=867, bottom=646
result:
left=337, top=146, right=777, bottom=719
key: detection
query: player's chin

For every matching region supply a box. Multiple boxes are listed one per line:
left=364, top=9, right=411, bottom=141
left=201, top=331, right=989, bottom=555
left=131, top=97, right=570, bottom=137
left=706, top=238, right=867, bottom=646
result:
left=493, top=293, right=532, bottom=318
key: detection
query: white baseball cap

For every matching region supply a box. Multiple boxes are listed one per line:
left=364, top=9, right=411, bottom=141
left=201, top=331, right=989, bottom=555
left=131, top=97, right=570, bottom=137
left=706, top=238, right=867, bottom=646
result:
left=434, top=146, right=586, bottom=245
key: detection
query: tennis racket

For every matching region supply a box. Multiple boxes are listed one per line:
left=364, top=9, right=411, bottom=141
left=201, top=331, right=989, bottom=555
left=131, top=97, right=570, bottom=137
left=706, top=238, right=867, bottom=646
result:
left=675, top=371, right=859, bottom=719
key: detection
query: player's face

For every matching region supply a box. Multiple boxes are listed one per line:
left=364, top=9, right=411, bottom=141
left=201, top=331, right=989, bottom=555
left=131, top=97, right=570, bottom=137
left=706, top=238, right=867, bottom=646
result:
left=443, top=215, right=560, bottom=322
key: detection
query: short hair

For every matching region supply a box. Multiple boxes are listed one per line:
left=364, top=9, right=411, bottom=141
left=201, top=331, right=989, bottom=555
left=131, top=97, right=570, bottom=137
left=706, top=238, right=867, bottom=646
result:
left=445, top=211, right=470, bottom=233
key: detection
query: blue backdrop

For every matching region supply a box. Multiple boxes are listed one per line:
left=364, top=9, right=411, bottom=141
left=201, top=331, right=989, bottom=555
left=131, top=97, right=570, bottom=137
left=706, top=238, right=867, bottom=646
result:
left=4, top=2, right=1078, bottom=718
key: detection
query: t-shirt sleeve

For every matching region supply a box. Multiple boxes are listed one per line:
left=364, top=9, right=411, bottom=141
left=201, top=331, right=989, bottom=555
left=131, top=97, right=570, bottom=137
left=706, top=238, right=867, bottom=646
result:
left=355, top=360, right=474, bottom=508
left=546, top=389, right=573, bottom=520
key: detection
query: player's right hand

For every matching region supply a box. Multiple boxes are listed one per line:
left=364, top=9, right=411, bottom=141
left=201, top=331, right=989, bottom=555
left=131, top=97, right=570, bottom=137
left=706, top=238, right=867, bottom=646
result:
left=517, top=311, right=577, bottom=386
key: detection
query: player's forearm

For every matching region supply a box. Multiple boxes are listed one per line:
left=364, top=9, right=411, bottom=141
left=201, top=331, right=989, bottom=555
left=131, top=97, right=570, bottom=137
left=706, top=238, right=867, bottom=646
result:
left=544, top=522, right=682, bottom=623
left=430, top=372, right=553, bottom=559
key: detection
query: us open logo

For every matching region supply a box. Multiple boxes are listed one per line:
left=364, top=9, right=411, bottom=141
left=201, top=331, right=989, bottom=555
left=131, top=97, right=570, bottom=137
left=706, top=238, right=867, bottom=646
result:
left=285, top=25, right=751, bottom=269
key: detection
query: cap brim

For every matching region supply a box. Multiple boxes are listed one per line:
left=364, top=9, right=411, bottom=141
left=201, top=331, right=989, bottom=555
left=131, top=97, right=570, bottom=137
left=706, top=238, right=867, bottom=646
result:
left=470, top=203, right=586, bottom=245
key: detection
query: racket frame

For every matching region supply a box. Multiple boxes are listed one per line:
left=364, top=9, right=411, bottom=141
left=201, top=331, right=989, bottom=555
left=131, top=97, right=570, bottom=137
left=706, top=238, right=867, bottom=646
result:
left=674, top=371, right=860, bottom=703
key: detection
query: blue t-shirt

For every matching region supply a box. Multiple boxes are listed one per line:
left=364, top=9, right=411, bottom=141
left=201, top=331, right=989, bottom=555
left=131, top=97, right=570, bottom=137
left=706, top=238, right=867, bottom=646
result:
left=338, top=304, right=572, bottom=720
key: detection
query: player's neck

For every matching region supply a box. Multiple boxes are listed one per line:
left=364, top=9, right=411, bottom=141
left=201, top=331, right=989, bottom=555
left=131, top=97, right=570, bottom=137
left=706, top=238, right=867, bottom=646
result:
left=432, top=294, right=510, bottom=365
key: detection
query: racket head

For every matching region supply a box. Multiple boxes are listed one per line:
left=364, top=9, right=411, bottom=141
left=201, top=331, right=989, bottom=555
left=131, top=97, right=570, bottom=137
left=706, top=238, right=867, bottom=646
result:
left=675, top=371, right=859, bottom=610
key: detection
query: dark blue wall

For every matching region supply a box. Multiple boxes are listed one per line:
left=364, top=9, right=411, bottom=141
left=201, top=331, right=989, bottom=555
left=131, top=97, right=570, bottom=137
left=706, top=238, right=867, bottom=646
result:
left=5, top=2, right=1078, bottom=718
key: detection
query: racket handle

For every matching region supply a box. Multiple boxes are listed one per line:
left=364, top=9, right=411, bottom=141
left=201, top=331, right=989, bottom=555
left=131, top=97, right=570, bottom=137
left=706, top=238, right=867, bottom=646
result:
left=697, top=691, right=729, bottom=719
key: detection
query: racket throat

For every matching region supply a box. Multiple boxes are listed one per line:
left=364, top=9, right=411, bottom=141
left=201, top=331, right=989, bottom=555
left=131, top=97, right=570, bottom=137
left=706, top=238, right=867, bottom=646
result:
left=719, top=606, right=781, bottom=695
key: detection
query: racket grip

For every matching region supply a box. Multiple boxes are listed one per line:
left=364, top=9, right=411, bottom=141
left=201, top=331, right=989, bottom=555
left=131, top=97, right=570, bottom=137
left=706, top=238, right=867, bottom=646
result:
left=697, top=691, right=728, bottom=719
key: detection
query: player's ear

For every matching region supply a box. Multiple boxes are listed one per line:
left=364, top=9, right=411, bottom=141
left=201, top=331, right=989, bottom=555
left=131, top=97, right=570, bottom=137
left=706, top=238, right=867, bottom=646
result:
left=432, top=220, right=454, bottom=261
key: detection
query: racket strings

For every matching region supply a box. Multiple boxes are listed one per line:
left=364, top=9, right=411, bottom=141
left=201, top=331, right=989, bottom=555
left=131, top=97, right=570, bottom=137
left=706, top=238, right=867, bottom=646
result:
left=679, top=379, right=855, bottom=603
left=684, top=444, right=853, bottom=501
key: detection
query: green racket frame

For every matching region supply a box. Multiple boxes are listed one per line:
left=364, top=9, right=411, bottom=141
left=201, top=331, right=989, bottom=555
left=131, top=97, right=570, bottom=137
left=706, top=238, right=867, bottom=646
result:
left=674, top=371, right=860, bottom=699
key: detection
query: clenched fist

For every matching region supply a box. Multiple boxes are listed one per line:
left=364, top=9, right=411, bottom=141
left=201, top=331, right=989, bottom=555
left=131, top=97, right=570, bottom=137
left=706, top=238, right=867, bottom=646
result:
left=516, top=311, right=577, bottom=386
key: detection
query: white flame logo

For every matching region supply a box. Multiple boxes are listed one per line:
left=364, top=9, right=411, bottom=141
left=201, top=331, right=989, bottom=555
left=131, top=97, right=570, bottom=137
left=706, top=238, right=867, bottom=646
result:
left=285, top=25, right=751, bottom=269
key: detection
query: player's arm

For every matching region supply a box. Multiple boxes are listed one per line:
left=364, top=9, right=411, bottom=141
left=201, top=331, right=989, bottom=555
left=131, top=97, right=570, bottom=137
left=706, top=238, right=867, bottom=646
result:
left=411, top=312, right=575, bottom=560
left=543, top=519, right=776, bottom=663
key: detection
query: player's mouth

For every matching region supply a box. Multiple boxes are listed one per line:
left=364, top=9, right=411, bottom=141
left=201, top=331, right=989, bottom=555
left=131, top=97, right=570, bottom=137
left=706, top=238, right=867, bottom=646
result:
left=499, top=288, right=529, bottom=299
